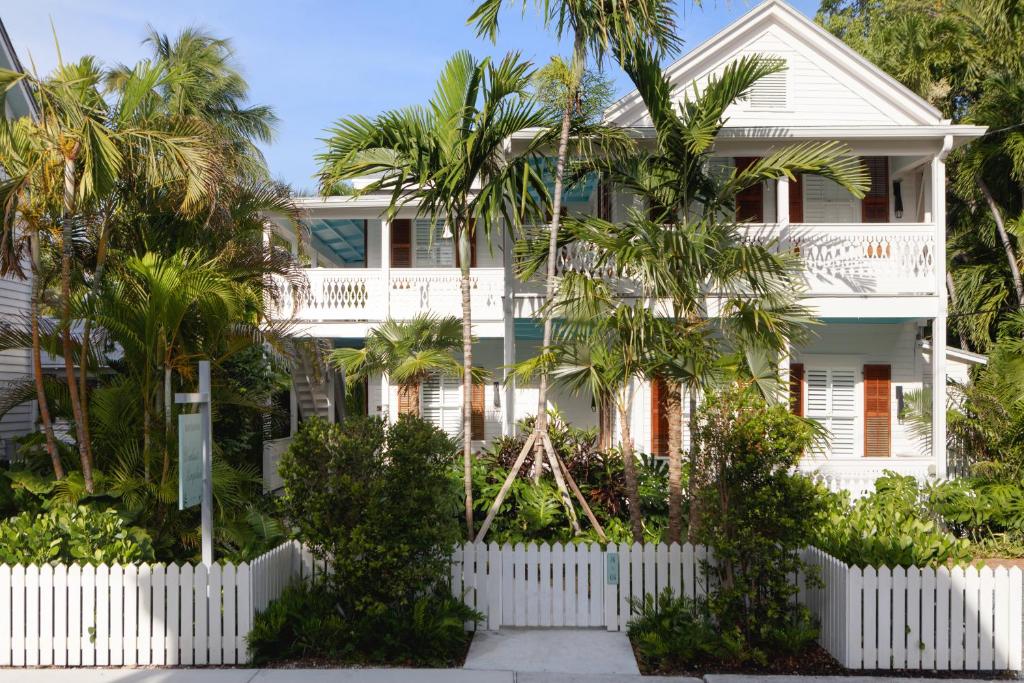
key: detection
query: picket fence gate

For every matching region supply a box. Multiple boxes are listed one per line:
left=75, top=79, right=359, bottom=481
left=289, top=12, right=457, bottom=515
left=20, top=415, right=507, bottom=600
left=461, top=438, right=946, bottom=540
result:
left=452, top=541, right=714, bottom=632
left=0, top=540, right=315, bottom=667
left=802, top=547, right=1023, bottom=671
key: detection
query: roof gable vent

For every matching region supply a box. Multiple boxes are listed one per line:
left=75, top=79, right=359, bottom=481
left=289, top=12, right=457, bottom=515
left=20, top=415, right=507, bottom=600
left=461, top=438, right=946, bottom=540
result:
left=747, top=62, right=788, bottom=110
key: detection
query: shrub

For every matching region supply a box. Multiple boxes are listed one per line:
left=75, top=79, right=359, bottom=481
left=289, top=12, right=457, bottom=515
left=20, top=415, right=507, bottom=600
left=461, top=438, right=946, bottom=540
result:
left=628, top=589, right=719, bottom=671
left=688, top=385, right=822, bottom=663
left=247, top=580, right=479, bottom=666
left=0, top=506, right=155, bottom=565
left=813, top=473, right=972, bottom=567
left=274, top=415, right=469, bottom=663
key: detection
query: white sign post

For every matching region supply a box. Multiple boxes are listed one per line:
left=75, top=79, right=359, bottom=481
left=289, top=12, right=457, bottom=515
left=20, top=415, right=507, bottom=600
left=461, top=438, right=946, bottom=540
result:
left=174, top=360, right=214, bottom=565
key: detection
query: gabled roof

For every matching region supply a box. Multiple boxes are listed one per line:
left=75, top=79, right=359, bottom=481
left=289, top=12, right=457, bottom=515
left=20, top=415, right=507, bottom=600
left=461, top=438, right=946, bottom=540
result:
left=604, top=0, right=946, bottom=129
left=0, top=18, right=37, bottom=121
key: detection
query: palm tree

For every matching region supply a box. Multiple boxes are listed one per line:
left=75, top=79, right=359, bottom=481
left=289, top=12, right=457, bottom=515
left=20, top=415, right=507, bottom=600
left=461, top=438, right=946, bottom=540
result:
left=330, top=315, right=463, bottom=418
left=316, top=50, right=550, bottom=538
left=469, top=0, right=683, bottom=511
left=0, top=54, right=215, bottom=492
left=515, top=53, right=869, bottom=542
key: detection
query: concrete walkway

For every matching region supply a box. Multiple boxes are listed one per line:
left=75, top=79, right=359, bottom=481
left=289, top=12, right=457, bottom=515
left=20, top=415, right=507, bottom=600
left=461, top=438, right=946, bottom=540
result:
left=465, top=628, right=642, bottom=675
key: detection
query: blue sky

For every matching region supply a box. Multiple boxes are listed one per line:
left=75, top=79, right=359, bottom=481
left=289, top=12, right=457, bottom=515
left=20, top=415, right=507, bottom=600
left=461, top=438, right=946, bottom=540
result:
left=3, top=0, right=819, bottom=192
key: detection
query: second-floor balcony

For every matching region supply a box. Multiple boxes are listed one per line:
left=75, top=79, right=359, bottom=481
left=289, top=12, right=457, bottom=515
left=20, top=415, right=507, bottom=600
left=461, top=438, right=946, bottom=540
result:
left=276, top=267, right=506, bottom=324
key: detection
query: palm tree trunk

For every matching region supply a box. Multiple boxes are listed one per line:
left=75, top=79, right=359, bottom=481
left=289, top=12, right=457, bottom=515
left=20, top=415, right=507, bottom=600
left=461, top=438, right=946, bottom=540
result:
left=61, top=152, right=94, bottom=492
left=665, top=379, right=683, bottom=544
left=76, top=214, right=111, bottom=459
left=946, top=272, right=970, bottom=351
left=617, top=400, right=644, bottom=543
left=686, top=389, right=702, bottom=543
left=460, top=221, right=475, bottom=539
left=398, top=383, right=420, bottom=417
left=29, top=238, right=62, bottom=479
left=534, top=33, right=584, bottom=440
left=979, top=178, right=1024, bottom=307
left=163, top=364, right=172, bottom=486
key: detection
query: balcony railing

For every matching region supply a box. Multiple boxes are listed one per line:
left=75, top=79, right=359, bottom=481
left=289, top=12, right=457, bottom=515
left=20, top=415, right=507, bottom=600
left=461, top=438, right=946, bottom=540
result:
left=275, top=268, right=505, bottom=323
left=541, top=222, right=937, bottom=297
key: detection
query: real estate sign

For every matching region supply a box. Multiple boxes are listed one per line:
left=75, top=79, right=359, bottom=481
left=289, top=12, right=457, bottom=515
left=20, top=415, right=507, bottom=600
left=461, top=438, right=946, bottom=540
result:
left=178, top=413, right=203, bottom=510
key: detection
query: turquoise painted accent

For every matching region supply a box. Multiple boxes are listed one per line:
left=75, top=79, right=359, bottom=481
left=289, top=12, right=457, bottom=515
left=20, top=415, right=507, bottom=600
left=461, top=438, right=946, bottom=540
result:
left=514, top=319, right=545, bottom=341
left=529, top=158, right=597, bottom=204
left=305, top=218, right=366, bottom=265
left=820, top=318, right=916, bottom=324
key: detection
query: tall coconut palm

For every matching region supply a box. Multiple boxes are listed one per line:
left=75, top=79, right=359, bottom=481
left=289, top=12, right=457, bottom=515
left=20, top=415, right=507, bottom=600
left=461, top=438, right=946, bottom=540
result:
left=317, top=50, right=550, bottom=538
left=469, top=0, right=683, bottom=511
left=330, top=315, right=464, bottom=418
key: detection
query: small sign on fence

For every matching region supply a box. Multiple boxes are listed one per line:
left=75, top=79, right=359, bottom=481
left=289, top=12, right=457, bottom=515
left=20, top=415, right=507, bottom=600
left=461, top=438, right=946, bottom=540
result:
left=178, top=413, right=203, bottom=510
left=606, top=551, right=619, bottom=585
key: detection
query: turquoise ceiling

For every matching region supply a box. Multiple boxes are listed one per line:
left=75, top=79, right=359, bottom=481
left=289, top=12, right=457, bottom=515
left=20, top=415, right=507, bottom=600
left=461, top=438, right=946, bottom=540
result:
left=305, top=218, right=366, bottom=265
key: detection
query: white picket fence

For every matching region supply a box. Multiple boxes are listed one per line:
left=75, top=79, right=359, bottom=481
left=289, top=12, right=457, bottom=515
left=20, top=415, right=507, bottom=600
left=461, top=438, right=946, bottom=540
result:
left=802, top=546, right=1023, bottom=671
left=0, top=540, right=315, bottom=667
left=452, top=541, right=714, bottom=631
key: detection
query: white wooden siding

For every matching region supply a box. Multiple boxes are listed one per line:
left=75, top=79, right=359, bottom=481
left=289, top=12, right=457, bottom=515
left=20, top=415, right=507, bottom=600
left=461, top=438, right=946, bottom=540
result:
left=0, top=256, right=33, bottom=455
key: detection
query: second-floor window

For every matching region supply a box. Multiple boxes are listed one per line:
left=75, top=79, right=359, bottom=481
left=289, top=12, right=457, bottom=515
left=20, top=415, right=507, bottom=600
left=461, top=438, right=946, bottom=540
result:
left=415, top=219, right=455, bottom=268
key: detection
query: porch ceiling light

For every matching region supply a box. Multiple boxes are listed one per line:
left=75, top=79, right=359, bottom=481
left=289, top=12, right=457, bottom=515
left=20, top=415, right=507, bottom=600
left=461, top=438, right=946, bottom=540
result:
left=442, top=223, right=453, bottom=239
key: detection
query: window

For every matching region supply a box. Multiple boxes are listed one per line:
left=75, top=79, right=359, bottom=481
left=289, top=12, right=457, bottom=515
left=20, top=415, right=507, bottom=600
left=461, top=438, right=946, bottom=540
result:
left=414, top=219, right=455, bottom=267
left=806, top=367, right=857, bottom=457
left=650, top=377, right=670, bottom=457
left=863, top=364, right=892, bottom=456
left=861, top=157, right=890, bottom=223
left=422, top=374, right=461, bottom=436
left=803, top=175, right=860, bottom=223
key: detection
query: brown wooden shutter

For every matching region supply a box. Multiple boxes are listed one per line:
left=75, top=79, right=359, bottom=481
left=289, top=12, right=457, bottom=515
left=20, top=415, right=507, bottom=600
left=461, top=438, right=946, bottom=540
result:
left=735, top=157, right=764, bottom=222
left=861, top=157, right=890, bottom=223
left=651, top=378, right=670, bottom=457
left=864, top=364, right=891, bottom=457
left=391, top=219, right=412, bottom=267
left=471, top=379, right=485, bottom=440
left=397, top=384, right=417, bottom=416
left=597, top=176, right=612, bottom=221
left=789, top=174, right=804, bottom=223
left=789, top=363, right=805, bottom=417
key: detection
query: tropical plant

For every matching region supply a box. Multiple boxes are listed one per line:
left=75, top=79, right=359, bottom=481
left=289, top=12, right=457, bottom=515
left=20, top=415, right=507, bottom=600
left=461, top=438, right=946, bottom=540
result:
left=330, top=314, right=463, bottom=418
left=0, top=505, right=155, bottom=565
left=317, top=50, right=551, bottom=538
left=469, top=0, right=683, bottom=543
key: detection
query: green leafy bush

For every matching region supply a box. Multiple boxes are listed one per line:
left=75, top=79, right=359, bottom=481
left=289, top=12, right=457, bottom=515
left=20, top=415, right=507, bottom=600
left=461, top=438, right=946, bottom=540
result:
left=273, top=414, right=470, bottom=664
left=0, top=506, right=155, bottom=565
left=813, top=473, right=972, bottom=567
left=628, top=589, right=720, bottom=671
left=688, top=386, right=822, bottom=664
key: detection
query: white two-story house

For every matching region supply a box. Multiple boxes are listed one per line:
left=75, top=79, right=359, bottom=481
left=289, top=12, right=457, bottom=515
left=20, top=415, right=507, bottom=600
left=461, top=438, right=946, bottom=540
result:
left=264, top=0, right=986, bottom=491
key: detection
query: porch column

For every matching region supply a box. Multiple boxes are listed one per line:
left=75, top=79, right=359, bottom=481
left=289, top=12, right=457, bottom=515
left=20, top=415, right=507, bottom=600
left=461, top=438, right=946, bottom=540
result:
left=776, top=177, right=790, bottom=225
left=501, top=224, right=516, bottom=436
left=380, top=218, right=392, bottom=318
left=931, top=140, right=951, bottom=477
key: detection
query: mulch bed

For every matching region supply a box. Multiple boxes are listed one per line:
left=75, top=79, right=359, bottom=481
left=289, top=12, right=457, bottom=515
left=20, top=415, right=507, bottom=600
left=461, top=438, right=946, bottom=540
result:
left=257, top=631, right=475, bottom=670
left=633, top=642, right=1016, bottom=678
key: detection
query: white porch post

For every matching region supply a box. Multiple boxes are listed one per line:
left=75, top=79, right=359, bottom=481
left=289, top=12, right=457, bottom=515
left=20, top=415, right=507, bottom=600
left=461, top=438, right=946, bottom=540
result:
left=501, top=225, right=516, bottom=436
left=380, top=218, right=392, bottom=318
left=776, top=177, right=790, bottom=226
left=932, top=139, right=952, bottom=477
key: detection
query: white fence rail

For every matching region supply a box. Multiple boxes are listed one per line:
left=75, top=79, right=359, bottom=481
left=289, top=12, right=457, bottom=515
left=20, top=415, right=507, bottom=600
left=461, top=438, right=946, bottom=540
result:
left=0, top=540, right=315, bottom=667
left=802, top=546, right=1023, bottom=671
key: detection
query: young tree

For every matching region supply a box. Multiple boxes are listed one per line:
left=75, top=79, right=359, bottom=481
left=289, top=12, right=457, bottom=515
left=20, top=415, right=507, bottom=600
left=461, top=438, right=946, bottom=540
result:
left=317, top=51, right=550, bottom=538
left=331, top=315, right=464, bottom=418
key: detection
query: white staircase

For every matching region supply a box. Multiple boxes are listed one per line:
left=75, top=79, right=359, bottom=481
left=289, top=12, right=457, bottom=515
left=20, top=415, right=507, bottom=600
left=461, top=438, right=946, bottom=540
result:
left=293, top=356, right=333, bottom=423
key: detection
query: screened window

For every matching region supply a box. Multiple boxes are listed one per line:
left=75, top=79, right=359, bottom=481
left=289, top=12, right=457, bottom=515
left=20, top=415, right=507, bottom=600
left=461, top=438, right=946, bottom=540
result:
left=414, top=219, right=455, bottom=268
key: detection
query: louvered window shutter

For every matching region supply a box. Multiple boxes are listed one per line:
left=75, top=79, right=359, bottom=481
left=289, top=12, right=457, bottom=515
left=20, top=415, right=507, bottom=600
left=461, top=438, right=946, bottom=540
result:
left=748, top=67, right=787, bottom=109
left=789, top=174, right=804, bottom=223
left=789, top=363, right=805, bottom=416
left=735, top=157, right=764, bottom=222
left=861, top=157, right=890, bottom=223
left=421, top=375, right=442, bottom=427
left=650, top=378, right=669, bottom=457
left=390, top=219, right=412, bottom=268
left=397, top=384, right=417, bottom=416
left=414, top=219, right=455, bottom=268
left=471, top=379, right=485, bottom=441
left=803, top=175, right=859, bottom=223
left=864, top=364, right=892, bottom=457
left=805, top=367, right=857, bottom=457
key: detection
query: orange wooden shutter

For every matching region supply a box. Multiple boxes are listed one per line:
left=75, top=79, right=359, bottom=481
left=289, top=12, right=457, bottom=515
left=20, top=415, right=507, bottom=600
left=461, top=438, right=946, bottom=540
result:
left=861, top=157, right=890, bottom=223
left=471, top=379, right=485, bottom=440
left=789, top=363, right=805, bottom=417
left=864, top=364, right=891, bottom=457
left=651, top=378, right=670, bottom=457
left=735, top=157, right=764, bottom=222
left=391, top=219, right=412, bottom=267
left=397, top=384, right=416, bottom=416
left=789, top=174, right=804, bottom=223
